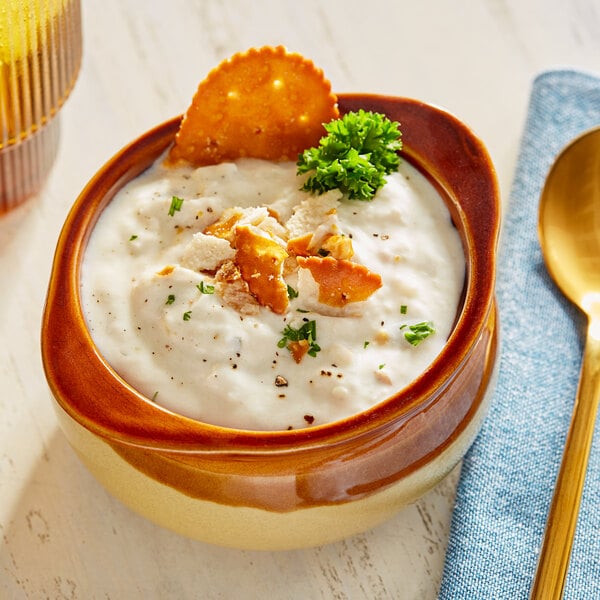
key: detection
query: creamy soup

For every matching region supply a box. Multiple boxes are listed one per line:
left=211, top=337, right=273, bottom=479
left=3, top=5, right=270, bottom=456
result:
left=81, top=157, right=464, bottom=431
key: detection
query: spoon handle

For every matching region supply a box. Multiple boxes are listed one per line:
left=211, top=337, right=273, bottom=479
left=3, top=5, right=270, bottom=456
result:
left=530, top=320, right=600, bottom=600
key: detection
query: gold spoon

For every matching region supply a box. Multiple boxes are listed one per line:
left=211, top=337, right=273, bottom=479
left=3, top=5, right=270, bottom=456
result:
left=531, top=126, right=600, bottom=599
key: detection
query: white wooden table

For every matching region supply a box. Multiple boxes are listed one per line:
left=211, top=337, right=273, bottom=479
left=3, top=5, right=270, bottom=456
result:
left=1, top=1, right=598, bottom=598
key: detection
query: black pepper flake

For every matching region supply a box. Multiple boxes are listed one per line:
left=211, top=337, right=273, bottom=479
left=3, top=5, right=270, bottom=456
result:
left=304, top=415, right=315, bottom=425
left=275, top=375, right=288, bottom=387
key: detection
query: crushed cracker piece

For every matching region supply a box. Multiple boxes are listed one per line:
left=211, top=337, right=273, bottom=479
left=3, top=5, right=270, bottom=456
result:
left=235, top=224, right=289, bottom=314
left=215, top=259, right=260, bottom=315
left=297, top=256, right=382, bottom=307
left=287, top=233, right=313, bottom=257
left=289, top=339, right=309, bottom=363
left=320, top=234, right=354, bottom=260
left=204, top=208, right=244, bottom=243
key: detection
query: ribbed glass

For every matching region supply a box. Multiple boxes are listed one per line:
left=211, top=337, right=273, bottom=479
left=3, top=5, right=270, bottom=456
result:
left=0, top=0, right=82, bottom=211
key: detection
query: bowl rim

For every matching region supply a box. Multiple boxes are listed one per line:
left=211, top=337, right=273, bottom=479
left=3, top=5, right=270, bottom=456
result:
left=41, top=93, right=500, bottom=452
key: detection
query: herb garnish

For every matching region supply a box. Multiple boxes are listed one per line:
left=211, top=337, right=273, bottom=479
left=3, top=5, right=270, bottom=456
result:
left=165, top=294, right=175, bottom=305
left=183, top=310, right=192, bottom=321
left=129, top=234, right=138, bottom=241
left=287, top=284, right=299, bottom=299
left=278, top=320, right=321, bottom=357
left=197, top=281, right=215, bottom=294
left=403, top=321, right=435, bottom=346
left=168, top=195, right=184, bottom=216
left=297, top=109, right=402, bottom=201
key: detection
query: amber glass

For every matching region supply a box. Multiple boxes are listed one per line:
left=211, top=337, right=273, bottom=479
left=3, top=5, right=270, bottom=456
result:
left=0, top=0, right=82, bottom=212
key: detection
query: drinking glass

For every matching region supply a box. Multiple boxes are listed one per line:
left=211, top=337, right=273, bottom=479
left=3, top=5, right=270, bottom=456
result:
left=0, top=0, right=82, bottom=212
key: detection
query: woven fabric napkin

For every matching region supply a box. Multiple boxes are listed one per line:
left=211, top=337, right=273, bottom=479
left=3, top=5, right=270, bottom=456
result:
left=438, top=70, right=600, bottom=599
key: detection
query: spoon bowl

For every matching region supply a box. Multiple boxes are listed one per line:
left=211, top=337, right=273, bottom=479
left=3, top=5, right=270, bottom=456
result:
left=531, top=127, right=600, bottom=599
left=539, top=126, right=600, bottom=313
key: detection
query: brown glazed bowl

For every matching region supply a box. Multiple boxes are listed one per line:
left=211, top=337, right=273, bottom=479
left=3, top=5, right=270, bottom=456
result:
left=41, top=94, right=500, bottom=550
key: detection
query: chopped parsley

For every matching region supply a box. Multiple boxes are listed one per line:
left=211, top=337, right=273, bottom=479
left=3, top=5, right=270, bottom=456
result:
left=168, top=195, right=184, bottom=216
left=165, top=294, right=175, bottom=305
left=400, top=304, right=408, bottom=314
left=287, top=284, right=299, bottom=299
left=183, top=310, right=192, bottom=321
left=197, top=281, right=215, bottom=294
left=297, top=110, right=402, bottom=201
left=278, top=320, right=321, bottom=357
left=403, top=321, right=435, bottom=346
left=129, top=234, right=138, bottom=241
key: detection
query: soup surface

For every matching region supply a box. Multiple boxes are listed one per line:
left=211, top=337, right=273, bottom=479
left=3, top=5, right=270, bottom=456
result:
left=81, top=156, right=464, bottom=430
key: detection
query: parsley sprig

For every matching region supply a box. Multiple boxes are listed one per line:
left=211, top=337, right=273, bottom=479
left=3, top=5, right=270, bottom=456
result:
left=278, top=320, right=321, bottom=357
left=297, top=110, right=402, bottom=201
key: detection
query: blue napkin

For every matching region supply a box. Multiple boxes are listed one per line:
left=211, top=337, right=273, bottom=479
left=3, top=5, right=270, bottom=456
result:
left=438, top=70, right=600, bottom=599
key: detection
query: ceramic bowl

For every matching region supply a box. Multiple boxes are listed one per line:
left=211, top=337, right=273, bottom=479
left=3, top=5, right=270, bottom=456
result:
left=41, top=94, right=500, bottom=550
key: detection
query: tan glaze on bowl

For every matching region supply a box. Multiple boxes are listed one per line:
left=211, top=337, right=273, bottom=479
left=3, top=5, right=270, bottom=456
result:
left=42, top=95, right=500, bottom=550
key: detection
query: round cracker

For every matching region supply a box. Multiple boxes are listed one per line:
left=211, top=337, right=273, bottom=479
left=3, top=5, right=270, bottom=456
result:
left=169, top=46, right=339, bottom=166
